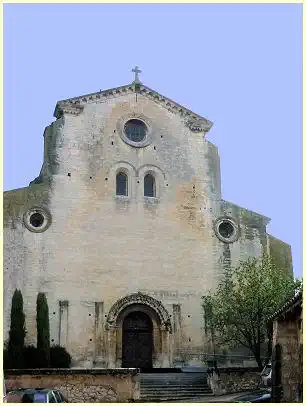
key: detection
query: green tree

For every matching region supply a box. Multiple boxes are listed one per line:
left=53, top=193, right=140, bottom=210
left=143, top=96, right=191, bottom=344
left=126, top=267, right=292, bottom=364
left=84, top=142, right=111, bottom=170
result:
left=8, top=289, right=26, bottom=368
left=36, top=293, right=50, bottom=367
left=202, top=255, right=301, bottom=369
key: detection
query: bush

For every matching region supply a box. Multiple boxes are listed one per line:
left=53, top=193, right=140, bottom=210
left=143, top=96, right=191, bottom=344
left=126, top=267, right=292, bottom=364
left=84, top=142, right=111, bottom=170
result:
left=3, top=348, right=12, bottom=369
left=36, top=293, right=50, bottom=367
left=8, top=289, right=26, bottom=368
left=50, top=346, right=71, bottom=368
left=23, top=345, right=39, bottom=368
left=4, top=345, right=38, bottom=369
left=4, top=345, right=72, bottom=369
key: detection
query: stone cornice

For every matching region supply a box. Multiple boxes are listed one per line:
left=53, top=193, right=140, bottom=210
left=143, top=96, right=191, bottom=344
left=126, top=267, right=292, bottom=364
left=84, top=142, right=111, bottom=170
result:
left=54, top=103, right=84, bottom=118
left=53, top=83, right=213, bottom=133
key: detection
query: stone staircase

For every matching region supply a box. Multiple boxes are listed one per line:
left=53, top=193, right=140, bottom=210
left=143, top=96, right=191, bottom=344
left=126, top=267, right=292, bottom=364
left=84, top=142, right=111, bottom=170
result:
left=140, top=372, right=212, bottom=401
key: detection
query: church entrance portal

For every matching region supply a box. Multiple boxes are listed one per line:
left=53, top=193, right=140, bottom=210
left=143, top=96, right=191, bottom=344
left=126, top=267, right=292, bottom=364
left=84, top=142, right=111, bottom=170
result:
left=122, top=311, right=153, bottom=368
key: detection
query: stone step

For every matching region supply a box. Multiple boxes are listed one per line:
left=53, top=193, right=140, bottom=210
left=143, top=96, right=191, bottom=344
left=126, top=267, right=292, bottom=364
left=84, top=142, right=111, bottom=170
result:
left=142, top=386, right=208, bottom=388
left=140, top=375, right=208, bottom=382
left=139, top=372, right=212, bottom=401
left=140, top=394, right=212, bottom=401
left=140, top=385, right=211, bottom=390
left=141, top=389, right=211, bottom=396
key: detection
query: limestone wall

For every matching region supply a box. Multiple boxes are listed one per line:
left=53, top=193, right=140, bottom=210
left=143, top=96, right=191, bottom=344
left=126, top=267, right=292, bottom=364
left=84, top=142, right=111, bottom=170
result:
left=3, top=88, right=291, bottom=367
left=207, top=367, right=261, bottom=395
left=272, top=308, right=302, bottom=402
left=5, top=369, right=139, bottom=402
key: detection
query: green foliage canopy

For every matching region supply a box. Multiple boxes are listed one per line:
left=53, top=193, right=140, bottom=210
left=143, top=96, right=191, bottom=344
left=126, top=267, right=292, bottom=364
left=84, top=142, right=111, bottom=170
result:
left=202, top=255, right=301, bottom=369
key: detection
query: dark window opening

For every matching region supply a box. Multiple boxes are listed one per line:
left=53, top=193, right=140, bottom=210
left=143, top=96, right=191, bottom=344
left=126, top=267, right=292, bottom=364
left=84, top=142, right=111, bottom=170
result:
left=124, top=119, right=147, bottom=142
left=218, top=221, right=234, bottom=239
left=29, top=213, right=44, bottom=228
left=144, top=174, right=156, bottom=197
left=116, top=172, right=128, bottom=196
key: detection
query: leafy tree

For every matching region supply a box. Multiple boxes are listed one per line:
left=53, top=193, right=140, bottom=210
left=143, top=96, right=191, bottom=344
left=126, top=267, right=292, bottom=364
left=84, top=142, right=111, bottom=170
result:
left=202, top=255, right=301, bottom=369
left=36, top=293, right=50, bottom=367
left=7, top=289, right=26, bottom=368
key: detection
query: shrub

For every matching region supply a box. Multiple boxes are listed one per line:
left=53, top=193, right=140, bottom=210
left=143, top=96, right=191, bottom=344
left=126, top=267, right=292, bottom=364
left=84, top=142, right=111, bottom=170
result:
left=7, top=289, right=26, bottom=368
left=36, top=293, right=50, bottom=367
left=23, top=345, right=39, bottom=368
left=50, top=345, right=71, bottom=368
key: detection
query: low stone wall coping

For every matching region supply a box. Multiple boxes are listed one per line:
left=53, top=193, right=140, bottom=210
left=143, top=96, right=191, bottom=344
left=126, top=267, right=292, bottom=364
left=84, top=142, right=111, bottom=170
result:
left=216, top=367, right=260, bottom=373
left=4, top=368, right=139, bottom=376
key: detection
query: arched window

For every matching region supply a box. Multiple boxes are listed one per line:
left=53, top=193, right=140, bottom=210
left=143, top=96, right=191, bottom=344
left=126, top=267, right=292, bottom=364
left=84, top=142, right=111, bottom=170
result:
left=116, top=172, right=128, bottom=196
left=144, top=173, right=156, bottom=197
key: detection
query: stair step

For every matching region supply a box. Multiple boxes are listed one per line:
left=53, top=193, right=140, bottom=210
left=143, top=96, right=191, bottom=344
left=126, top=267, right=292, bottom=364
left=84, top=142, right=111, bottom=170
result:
left=140, top=390, right=212, bottom=395
left=140, top=395, right=212, bottom=401
left=141, top=387, right=211, bottom=391
left=141, top=385, right=210, bottom=389
left=139, top=372, right=212, bottom=401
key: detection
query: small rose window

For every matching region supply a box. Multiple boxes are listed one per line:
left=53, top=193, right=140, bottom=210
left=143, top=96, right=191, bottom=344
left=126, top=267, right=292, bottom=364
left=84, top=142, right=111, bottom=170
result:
left=214, top=217, right=239, bottom=243
left=124, top=119, right=147, bottom=142
left=23, top=207, right=51, bottom=233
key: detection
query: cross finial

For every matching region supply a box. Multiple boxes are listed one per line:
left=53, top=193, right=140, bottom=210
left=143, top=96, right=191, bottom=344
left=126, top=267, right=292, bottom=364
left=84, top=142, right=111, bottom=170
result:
left=132, top=65, right=142, bottom=84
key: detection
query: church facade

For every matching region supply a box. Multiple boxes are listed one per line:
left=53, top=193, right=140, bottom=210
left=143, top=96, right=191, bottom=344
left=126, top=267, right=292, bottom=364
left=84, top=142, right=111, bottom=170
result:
left=4, top=69, right=292, bottom=368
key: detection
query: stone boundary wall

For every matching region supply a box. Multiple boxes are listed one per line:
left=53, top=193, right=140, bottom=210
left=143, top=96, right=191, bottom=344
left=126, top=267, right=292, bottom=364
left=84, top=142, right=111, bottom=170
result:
left=207, top=367, right=261, bottom=395
left=4, top=368, right=140, bottom=403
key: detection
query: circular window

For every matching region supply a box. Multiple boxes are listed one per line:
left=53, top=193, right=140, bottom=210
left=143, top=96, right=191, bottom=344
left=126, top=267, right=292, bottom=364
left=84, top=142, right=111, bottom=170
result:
left=218, top=221, right=234, bottom=239
left=23, top=207, right=51, bottom=233
left=29, top=212, right=44, bottom=228
left=214, top=217, right=239, bottom=243
left=124, top=119, right=147, bottom=142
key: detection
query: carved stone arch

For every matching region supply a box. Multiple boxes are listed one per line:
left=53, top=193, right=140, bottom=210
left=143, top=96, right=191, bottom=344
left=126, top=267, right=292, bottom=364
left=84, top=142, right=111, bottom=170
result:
left=107, top=161, right=137, bottom=177
left=106, top=292, right=172, bottom=333
left=137, top=164, right=166, bottom=180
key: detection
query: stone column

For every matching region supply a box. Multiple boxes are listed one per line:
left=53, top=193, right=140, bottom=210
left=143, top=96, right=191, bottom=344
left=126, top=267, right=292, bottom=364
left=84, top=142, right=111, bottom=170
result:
left=173, top=304, right=182, bottom=362
left=59, top=300, right=69, bottom=349
left=161, top=327, right=171, bottom=367
left=107, top=328, right=117, bottom=368
left=94, top=301, right=104, bottom=366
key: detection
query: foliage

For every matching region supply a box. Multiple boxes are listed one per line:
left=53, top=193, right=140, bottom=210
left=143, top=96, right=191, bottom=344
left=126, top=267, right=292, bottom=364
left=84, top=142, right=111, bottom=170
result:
left=23, top=345, right=40, bottom=368
left=7, top=289, right=26, bottom=368
left=4, top=344, right=72, bottom=369
left=50, top=345, right=72, bottom=368
left=36, top=293, right=51, bottom=367
left=202, top=255, right=301, bottom=369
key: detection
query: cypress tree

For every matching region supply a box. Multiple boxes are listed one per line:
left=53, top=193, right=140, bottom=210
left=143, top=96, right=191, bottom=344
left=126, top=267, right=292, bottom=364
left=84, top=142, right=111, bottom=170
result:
left=8, top=289, right=26, bottom=368
left=36, top=293, right=50, bottom=367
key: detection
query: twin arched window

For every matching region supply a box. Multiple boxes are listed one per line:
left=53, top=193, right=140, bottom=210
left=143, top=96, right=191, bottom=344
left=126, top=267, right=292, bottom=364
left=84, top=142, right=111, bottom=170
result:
left=116, top=172, right=156, bottom=197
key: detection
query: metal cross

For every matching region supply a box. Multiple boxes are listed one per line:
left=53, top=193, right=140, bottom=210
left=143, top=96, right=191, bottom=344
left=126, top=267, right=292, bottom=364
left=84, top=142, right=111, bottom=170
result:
left=132, top=65, right=142, bottom=84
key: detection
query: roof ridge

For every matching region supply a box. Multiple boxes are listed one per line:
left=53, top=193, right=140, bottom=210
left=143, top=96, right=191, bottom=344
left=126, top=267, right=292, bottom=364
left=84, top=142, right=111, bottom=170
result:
left=53, top=83, right=213, bottom=132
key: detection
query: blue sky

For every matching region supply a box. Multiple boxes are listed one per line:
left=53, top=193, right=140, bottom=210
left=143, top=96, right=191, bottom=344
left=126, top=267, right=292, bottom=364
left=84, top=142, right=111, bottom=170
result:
left=4, top=4, right=302, bottom=277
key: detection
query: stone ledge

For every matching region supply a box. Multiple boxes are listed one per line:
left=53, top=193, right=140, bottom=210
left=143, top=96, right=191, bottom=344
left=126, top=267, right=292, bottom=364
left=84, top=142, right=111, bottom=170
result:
left=216, top=367, right=260, bottom=373
left=4, top=368, right=139, bottom=376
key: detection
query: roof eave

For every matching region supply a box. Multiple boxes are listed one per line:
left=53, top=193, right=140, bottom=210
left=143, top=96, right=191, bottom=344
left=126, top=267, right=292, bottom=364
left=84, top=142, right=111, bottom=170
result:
left=53, top=83, right=213, bottom=131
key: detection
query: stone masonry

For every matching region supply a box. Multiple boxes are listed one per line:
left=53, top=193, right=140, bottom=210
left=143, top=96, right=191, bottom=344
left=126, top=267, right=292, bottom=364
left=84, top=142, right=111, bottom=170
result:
left=5, top=369, right=139, bottom=402
left=3, top=72, right=293, bottom=368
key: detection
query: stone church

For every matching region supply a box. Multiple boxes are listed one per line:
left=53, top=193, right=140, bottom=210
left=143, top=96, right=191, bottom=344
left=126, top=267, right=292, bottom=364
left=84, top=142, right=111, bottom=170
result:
left=4, top=67, right=292, bottom=368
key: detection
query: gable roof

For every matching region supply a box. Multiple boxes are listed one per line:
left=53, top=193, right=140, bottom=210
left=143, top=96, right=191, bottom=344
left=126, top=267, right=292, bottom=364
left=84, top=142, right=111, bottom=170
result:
left=267, top=290, right=302, bottom=322
left=53, top=82, right=213, bottom=133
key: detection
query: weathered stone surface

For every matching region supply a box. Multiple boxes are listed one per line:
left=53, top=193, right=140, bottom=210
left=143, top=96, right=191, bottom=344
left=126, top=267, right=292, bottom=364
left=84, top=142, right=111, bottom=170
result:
left=207, top=368, right=261, bottom=395
left=3, top=80, right=293, bottom=367
left=5, top=369, right=139, bottom=402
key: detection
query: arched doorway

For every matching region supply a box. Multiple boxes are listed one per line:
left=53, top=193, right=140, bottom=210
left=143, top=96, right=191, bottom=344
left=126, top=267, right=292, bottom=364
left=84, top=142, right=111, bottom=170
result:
left=122, top=311, right=153, bottom=368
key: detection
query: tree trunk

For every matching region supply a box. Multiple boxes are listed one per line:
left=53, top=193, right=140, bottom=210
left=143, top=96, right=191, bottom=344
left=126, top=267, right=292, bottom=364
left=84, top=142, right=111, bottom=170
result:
left=252, top=345, right=263, bottom=370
